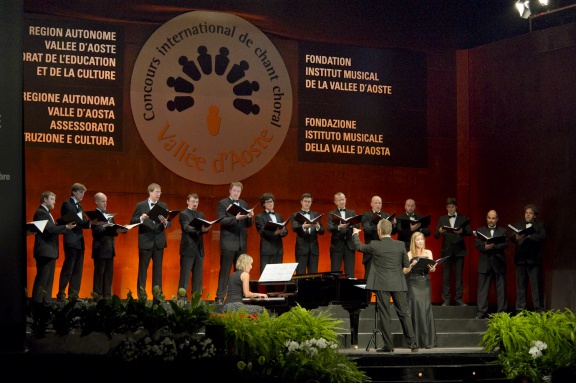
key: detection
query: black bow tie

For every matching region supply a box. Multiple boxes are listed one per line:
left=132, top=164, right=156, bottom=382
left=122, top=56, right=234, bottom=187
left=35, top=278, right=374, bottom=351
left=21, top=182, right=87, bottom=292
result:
left=301, top=211, right=309, bottom=214
left=151, top=203, right=156, bottom=206
left=448, top=215, right=455, bottom=218
left=232, top=200, right=239, bottom=203
left=268, top=211, right=274, bottom=214
left=339, top=209, right=346, bottom=212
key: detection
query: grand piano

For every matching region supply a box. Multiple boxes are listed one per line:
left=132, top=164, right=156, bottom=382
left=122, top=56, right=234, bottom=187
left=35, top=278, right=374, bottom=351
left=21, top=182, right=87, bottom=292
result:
left=246, top=272, right=371, bottom=347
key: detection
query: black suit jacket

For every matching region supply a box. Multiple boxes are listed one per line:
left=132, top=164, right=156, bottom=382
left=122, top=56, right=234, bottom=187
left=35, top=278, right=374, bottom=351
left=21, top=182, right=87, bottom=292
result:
left=291, top=210, right=325, bottom=256
left=91, top=209, right=119, bottom=259
left=33, top=206, right=67, bottom=259
left=61, top=197, right=90, bottom=250
left=179, top=208, right=207, bottom=258
left=474, top=225, right=508, bottom=273
left=510, top=219, right=546, bottom=265
left=327, top=208, right=358, bottom=252
left=256, top=211, right=288, bottom=256
left=434, top=213, right=472, bottom=257
left=395, top=212, right=431, bottom=248
left=217, top=197, right=253, bottom=252
left=360, top=210, right=396, bottom=264
left=130, top=199, right=171, bottom=250
left=353, top=235, right=409, bottom=292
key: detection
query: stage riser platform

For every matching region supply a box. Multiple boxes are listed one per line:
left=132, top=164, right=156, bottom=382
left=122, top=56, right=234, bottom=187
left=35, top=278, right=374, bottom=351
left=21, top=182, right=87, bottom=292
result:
left=314, top=304, right=487, bottom=349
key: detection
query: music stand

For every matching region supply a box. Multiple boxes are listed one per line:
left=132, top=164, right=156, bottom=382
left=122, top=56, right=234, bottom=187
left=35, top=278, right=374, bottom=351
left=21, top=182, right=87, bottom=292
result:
left=365, top=290, right=385, bottom=351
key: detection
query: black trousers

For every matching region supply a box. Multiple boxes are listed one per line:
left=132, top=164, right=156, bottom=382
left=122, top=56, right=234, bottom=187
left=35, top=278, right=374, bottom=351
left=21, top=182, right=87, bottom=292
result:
left=33, top=256, right=56, bottom=303
left=93, top=257, right=114, bottom=298
left=516, top=264, right=543, bottom=312
left=330, top=246, right=356, bottom=278
left=58, top=247, right=85, bottom=299
left=137, top=246, right=164, bottom=299
left=476, top=270, right=507, bottom=315
left=442, top=256, right=464, bottom=303
left=178, top=254, right=204, bottom=298
left=377, top=290, right=416, bottom=351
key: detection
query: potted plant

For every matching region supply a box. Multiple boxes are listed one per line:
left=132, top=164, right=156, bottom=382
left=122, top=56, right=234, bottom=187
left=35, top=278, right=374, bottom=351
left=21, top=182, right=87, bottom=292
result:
left=480, top=309, right=576, bottom=382
left=208, top=304, right=370, bottom=383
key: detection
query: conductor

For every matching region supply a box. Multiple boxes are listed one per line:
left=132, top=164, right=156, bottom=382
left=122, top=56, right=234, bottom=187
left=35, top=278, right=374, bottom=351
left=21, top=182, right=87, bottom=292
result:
left=352, top=219, right=419, bottom=353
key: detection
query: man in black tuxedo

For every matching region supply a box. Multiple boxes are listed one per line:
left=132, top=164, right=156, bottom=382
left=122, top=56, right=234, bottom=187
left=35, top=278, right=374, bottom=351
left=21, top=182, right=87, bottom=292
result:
left=395, top=198, right=431, bottom=251
left=291, top=193, right=325, bottom=275
left=91, top=192, right=127, bottom=300
left=352, top=219, right=419, bottom=353
left=327, top=192, right=359, bottom=278
left=57, top=182, right=94, bottom=301
left=510, top=204, right=546, bottom=313
left=434, top=197, right=472, bottom=306
left=360, top=195, right=397, bottom=279
left=255, top=192, right=288, bottom=274
left=130, top=183, right=172, bottom=300
left=215, top=181, right=254, bottom=304
left=178, top=193, right=210, bottom=300
left=31, top=191, right=75, bottom=304
left=474, top=209, right=509, bottom=319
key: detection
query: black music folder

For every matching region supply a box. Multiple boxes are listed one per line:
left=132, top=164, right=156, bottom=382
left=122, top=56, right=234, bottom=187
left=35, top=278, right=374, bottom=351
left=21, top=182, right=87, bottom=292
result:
left=508, top=224, right=536, bottom=236
left=148, top=204, right=180, bottom=223
left=85, top=210, right=116, bottom=222
left=411, top=257, right=437, bottom=271
left=473, top=230, right=507, bottom=245
left=331, top=213, right=363, bottom=226
left=226, top=203, right=258, bottom=216
left=26, top=220, right=48, bottom=233
left=56, top=210, right=84, bottom=225
left=106, top=223, right=141, bottom=231
left=189, top=216, right=224, bottom=230
left=399, top=215, right=431, bottom=229
left=371, top=211, right=396, bottom=223
left=441, top=218, right=470, bottom=233
left=264, top=217, right=291, bottom=231
left=294, top=212, right=323, bottom=225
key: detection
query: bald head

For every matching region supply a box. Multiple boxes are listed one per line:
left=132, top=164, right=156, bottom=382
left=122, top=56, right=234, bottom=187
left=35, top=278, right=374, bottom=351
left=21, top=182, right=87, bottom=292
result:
left=370, top=196, right=382, bottom=212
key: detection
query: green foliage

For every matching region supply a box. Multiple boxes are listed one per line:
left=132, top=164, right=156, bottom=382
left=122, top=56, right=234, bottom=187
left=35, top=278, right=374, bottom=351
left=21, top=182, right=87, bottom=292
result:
left=481, top=309, right=576, bottom=382
left=29, top=287, right=214, bottom=339
left=30, top=291, right=369, bottom=382
left=209, top=304, right=370, bottom=383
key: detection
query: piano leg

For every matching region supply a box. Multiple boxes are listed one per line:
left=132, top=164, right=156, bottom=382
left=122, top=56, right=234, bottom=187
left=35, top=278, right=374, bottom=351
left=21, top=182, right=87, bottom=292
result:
left=347, top=308, right=362, bottom=349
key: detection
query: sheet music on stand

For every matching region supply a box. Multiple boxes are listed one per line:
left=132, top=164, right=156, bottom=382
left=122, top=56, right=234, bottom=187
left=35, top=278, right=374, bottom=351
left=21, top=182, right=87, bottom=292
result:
left=259, top=263, right=298, bottom=282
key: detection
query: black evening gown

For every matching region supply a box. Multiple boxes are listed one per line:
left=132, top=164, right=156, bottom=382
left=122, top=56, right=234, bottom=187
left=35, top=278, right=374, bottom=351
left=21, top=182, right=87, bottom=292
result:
left=407, top=267, right=438, bottom=348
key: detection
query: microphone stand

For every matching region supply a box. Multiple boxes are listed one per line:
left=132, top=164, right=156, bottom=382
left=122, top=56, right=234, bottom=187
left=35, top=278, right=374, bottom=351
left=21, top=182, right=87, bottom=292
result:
left=365, top=291, right=385, bottom=351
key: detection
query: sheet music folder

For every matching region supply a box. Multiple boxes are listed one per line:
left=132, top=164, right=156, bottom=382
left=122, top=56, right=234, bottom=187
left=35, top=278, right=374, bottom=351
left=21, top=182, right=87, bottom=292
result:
left=148, top=204, right=180, bottom=223
left=400, top=215, right=431, bottom=229
left=258, top=263, right=298, bottom=283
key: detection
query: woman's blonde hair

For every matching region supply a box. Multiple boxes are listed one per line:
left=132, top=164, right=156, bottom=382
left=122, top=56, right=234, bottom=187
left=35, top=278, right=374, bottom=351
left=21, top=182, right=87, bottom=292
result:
left=235, top=253, right=253, bottom=271
left=409, top=232, right=425, bottom=257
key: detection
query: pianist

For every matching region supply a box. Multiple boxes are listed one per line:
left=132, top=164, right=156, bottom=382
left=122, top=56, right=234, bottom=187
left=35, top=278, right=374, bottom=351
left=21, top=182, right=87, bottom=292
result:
left=223, top=253, right=268, bottom=314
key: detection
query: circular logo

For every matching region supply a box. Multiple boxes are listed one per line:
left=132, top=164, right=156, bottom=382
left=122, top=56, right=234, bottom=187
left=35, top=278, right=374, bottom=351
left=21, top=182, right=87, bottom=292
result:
left=130, top=11, right=292, bottom=185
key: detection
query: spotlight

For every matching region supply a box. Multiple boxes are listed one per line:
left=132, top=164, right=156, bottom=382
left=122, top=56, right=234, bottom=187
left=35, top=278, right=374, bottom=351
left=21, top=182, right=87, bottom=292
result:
left=538, top=0, right=549, bottom=5
left=516, top=0, right=531, bottom=19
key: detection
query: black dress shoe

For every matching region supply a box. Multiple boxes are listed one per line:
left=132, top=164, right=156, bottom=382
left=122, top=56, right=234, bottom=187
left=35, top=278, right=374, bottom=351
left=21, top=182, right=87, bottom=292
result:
left=410, top=343, right=419, bottom=352
left=456, top=301, right=468, bottom=307
left=376, top=347, right=394, bottom=352
left=441, top=301, right=449, bottom=306
left=475, top=314, right=486, bottom=319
